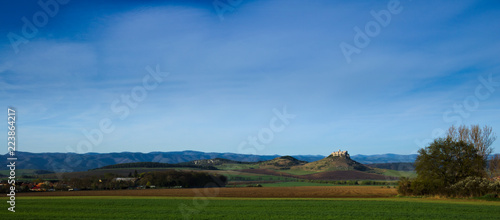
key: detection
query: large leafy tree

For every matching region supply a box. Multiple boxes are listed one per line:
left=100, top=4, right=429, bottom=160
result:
left=413, top=138, right=486, bottom=195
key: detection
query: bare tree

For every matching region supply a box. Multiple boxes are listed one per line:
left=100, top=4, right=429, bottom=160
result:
left=447, top=125, right=497, bottom=159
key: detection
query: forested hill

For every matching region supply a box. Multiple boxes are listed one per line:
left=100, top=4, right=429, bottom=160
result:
left=92, top=162, right=217, bottom=170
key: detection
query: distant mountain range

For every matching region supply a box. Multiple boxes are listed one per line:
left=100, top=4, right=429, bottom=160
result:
left=351, top=154, right=418, bottom=164
left=1, top=151, right=417, bottom=172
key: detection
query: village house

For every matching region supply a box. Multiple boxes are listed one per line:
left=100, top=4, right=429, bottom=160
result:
left=112, top=177, right=138, bottom=182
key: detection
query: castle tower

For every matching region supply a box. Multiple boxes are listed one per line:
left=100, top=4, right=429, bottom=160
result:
left=331, top=149, right=349, bottom=158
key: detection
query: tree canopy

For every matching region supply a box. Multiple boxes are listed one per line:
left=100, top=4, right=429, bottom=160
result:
left=413, top=138, right=486, bottom=195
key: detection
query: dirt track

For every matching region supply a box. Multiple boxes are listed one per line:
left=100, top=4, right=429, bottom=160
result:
left=19, top=186, right=397, bottom=198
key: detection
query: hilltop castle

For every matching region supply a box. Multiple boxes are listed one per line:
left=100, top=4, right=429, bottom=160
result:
left=331, top=149, right=349, bottom=158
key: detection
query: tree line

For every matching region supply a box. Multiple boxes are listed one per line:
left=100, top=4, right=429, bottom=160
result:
left=0, top=170, right=227, bottom=193
left=67, top=170, right=227, bottom=190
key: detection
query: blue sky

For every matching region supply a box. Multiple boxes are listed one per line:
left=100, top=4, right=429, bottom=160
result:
left=1, top=0, right=500, bottom=156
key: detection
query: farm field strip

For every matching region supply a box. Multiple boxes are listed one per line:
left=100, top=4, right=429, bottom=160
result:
left=10, top=196, right=500, bottom=204
left=2, top=197, right=498, bottom=220
left=16, top=186, right=398, bottom=198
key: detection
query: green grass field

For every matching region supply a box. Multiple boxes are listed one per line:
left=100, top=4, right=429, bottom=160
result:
left=215, top=164, right=259, bottom=170
left=380, top=169, right=417, bottom=178
left=2, top=197, right=498, bottom=219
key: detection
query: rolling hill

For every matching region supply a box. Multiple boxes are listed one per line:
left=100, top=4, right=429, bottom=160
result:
left=24, top=153, right=407, bottom=182
left=256, top=156, right=308, bottom=169
left=0, top=151, right=419, bottom=172
left=366, top=162, right=415, bottom=171
left=296, top=154, right=372, bottom=172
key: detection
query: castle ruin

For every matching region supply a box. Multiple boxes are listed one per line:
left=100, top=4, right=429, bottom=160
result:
left=331, top=149, right=349, bottom=158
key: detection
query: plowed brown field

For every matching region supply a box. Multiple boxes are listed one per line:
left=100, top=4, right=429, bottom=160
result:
left=19, top=186, right=397, bottom=198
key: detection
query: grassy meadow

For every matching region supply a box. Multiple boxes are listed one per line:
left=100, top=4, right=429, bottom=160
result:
left=2, top=196, right=499, bottom=219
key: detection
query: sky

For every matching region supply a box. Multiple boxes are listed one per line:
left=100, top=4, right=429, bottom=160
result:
left=1, top=0, right=500, bottom=156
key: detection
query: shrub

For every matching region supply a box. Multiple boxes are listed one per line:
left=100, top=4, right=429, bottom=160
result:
left=447, top=176, right=500, bottom=197
left=397, top=177, right=412, bottom=196
left=246, top=184, right=263, bottom=187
